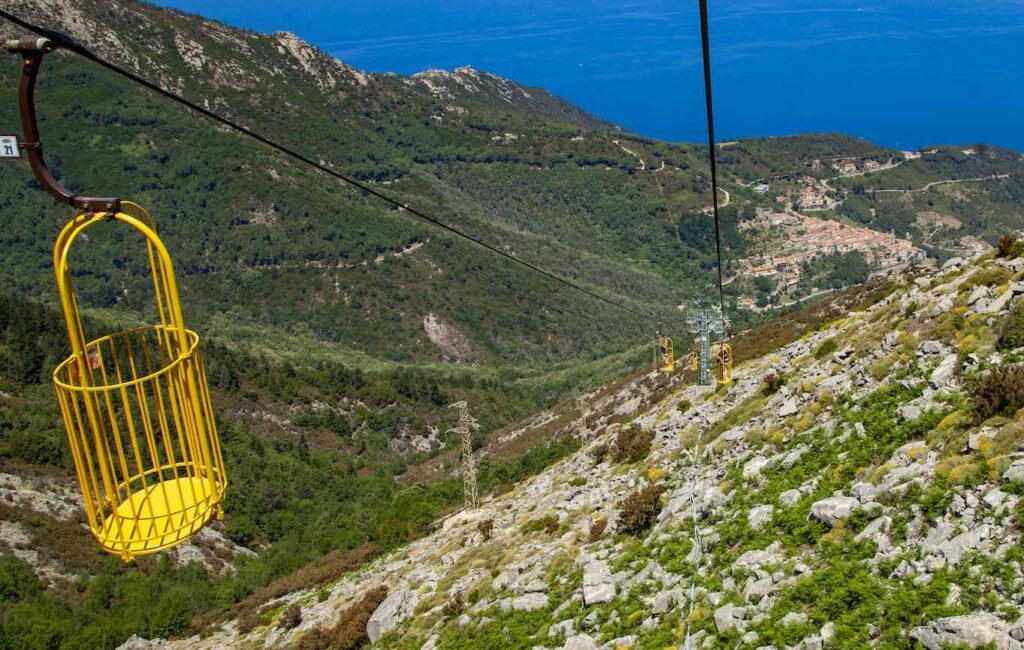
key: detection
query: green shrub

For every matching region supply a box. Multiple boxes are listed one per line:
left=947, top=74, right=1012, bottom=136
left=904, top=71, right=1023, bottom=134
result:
left=617, top=483, right=666, bottom=536
left=814, top=337, right=838, bottom=360
left=614, top=427, right=655, bottom=464
left=1000, top=300, right=1024, bottom=350
left=521, top=514, right=559, bottom=535
left=967, top=265, right=1011, bottom=288
left=968, top=365, right=1024, bottom=422
left=0, top=555, right=40, bottom=603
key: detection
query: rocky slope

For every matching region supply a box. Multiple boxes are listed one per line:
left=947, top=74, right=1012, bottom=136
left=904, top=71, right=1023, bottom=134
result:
left=110, top=248, right=1024, bottom=649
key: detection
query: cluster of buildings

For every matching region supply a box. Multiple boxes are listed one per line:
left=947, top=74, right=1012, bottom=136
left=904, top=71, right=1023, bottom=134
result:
left=793, top=177, right=837, bottom=210
left=743, top=211, right=923, bottom=288
left=828, top=157, right=889, bottom=176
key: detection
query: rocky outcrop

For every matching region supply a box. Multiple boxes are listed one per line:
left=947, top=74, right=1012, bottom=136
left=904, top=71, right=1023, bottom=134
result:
left=809, top=496, right=860, bottom=526
left=910, top=613, right=1023, bottom=650
left=367, top=586, right=417, bottom=643
left=713, top=603, right=750, bottom=633
left=118, top=249, right=1024, bottom=650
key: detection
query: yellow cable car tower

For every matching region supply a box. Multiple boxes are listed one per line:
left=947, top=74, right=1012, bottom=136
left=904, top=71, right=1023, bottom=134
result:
left=7, top=36, right=226, bottom=561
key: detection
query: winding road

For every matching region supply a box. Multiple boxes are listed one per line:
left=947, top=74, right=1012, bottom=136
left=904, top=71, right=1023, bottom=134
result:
left=868, top=173, right=1010, bottom=194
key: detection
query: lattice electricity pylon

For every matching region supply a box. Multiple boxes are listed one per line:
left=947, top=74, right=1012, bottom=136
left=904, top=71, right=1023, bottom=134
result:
left=685, top=301, right=726, bottom=386
left=448, top=401, right=481, bottom=510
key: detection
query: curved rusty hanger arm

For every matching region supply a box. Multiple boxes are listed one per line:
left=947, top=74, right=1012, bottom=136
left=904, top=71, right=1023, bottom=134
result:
left=3, top=35, right=120, bottom=213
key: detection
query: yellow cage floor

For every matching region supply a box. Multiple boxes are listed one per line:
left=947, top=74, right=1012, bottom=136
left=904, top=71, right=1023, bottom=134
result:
left=98, top=475, right=217, bottom=556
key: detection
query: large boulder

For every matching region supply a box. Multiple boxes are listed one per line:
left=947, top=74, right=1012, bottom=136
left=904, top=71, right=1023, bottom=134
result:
left=115, top=636, right=166, bottom=650
left=985, top=290, right=1014, bottom=314
left=809, top=496, right=859, bottom=526
left=747, top=504, right=774, bottom=531
left=743, top=456, right=773, bottom=479
left=732, top=543, right=783, bottom=571
left=713, top=603, right=749, bottom=633
left=910, top=613, right=1022, bottom=649
left=934, top=526, right=990, bottom=566
left=511, top=592, right=548, bottom=611
left=582, top=560, right=615, bottom=606
left=367, top=586, right=417, bottom=643
left=779, top=489, right=802, bottom=507
left=778, top=397, right=800, bottom=418
left=562, top=634, right=599, bottom=650
left=967, top=285, right=991, bottom=307
left=1004, top=461, right=1024, bottom=483
left=929, top=354, right=958, bottom=389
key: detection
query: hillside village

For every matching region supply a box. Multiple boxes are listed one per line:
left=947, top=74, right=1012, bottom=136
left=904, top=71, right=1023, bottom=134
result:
left=741, top=209, right=922, bottom=287
left=728, top=148, right=1021, bottom=311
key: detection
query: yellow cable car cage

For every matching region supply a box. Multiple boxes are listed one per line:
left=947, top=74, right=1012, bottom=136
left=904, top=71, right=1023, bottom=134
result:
left=10, top=37, right=226, bottom=560
left=658, top=336, right=674, bottom=373
left=714, top=343, right=733, bottom=385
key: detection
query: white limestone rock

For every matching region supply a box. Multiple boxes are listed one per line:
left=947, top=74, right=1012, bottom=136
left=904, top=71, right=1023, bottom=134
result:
left=910, top=613, right=1021, bottom=650
left=809, top=496, right=859, bottom=526
left=929, top=354, right=958, bottom=389
left=367, top=586, right=417, bottom=644
left=582, top=560, right=615, bottom=606
left=747, top=505, right=774, bottom=531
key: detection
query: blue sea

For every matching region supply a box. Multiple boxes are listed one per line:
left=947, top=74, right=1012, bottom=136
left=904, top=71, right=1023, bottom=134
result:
left=158, top=0, right=1024, bottom=151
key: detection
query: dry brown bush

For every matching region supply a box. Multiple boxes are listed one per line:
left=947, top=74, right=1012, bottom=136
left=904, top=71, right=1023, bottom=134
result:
left=492, top=482, right=514, bottom=497
left=478, top=519, right=494, bottom=541
left=614, top=426, right=655, bottom=464
left=236, top=610, right=261, bottom=634
left=588, top=516, right=608, bottom=543
left=442, top=591, right=464, bottom=618
left=279, top=604, right=302, bottom=630
left=293, top=585, right=388, bottom=650
left=617, top=483, right=666, bottom=536
left=998, top=234, right=1020, bottom=259
left=762, top=372, right=784, bottom=396
left=969, top=365, right=1024, bottom=422
left=191, top=543, right=377, bottom=634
